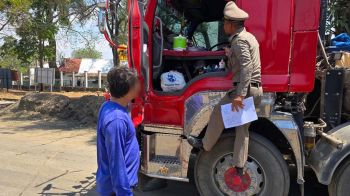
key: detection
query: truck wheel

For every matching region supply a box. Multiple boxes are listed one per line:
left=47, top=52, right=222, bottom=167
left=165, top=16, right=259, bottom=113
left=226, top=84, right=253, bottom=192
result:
left=328, top=158, right=350, bottom=196
left=194, top=133, right=290, bottom=196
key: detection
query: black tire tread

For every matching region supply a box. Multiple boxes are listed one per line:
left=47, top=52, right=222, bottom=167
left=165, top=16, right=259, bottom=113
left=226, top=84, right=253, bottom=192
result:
left=328, top=158, right=350, bottom=196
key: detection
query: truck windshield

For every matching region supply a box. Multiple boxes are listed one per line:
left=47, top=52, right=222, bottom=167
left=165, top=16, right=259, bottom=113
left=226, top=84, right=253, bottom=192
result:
left=155, top=0, right=226, bottom=50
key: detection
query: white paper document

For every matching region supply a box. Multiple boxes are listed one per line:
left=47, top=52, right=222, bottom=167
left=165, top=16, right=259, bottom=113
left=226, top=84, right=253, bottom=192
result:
left=221, top=97, right=258, bottom=129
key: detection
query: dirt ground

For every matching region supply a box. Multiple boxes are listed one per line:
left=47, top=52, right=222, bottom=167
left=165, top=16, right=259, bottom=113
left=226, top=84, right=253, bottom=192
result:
left=52, top=91, right=104, bottom=99
left=0, top=90, right=23, bottom=100
left=0, top=89, right=103, bottom=101
left=0, top=114, right=97, bottom=196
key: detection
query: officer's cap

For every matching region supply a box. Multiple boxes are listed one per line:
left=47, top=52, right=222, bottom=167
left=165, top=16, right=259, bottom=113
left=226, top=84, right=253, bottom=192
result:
left=223, top=1, right=249, bottom=21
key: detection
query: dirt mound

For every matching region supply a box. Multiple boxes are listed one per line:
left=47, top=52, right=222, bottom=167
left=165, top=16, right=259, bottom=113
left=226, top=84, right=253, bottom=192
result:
left=18, top=93, right=70, bottom=114
left=58, top=95, right=105, bottom=125
left=4, top=92, right=105, bottom=126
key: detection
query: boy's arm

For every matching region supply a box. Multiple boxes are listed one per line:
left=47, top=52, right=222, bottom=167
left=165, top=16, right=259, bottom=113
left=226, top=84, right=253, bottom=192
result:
left=104, top=119, right=133, bottom=196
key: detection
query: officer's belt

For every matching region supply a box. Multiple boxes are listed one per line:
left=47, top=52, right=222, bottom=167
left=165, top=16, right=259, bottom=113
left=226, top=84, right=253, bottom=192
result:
left=233, top=82, right=261, bottom=88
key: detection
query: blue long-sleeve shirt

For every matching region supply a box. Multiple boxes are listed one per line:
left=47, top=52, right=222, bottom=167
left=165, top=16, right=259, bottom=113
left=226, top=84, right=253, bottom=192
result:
left=96, top=101, right=140, bottom=196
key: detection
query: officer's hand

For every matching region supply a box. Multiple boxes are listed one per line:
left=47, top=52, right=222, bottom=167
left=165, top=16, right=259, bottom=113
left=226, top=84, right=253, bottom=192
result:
left=224, top=47, right=230, bottom=57
left=232, top=96, right=245, bottom=112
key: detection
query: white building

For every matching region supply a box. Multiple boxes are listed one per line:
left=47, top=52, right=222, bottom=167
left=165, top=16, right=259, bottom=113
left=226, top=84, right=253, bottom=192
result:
left=58, top=58, right=114, bottom=88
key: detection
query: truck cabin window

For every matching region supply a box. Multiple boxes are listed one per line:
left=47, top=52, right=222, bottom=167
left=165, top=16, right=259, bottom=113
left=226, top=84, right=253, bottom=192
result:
left=154, top=0, right=227, bottom=50
left=152, top=0, right=228, bottom=93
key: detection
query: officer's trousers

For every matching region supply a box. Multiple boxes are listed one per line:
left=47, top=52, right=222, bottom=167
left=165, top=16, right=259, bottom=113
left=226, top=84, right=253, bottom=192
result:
left=202, top=86, right=263, bottom=168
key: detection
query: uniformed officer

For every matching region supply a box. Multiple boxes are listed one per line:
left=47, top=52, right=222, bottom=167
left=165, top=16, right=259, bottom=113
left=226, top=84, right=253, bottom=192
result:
left=187, top=1, right=263, bottom=176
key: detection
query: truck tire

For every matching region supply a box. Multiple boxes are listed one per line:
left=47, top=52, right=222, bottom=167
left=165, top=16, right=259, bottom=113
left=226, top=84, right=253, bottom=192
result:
left=194, top=133, right=290, bottom=196
left=328, top=158, right=350, bottom=196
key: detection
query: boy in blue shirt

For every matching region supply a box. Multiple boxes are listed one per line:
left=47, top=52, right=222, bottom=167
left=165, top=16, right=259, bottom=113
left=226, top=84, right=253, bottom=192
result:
left=96, top=67, right=141, bottom=196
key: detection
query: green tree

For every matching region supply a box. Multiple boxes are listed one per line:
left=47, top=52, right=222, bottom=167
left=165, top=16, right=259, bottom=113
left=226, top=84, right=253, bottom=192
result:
left=327, top=0, right=350, bottom=35
left=72, top=47, right=102, bottom=59
left=0, top=36, right=27, bottom=72
left=0, top=0, right=32, bottom=34
left=0, top=0, right=99, bottom=68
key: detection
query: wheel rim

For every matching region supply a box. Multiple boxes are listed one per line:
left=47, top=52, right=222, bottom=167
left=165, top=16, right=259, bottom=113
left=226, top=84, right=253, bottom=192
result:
left=213, top=153, right=265, bottom=196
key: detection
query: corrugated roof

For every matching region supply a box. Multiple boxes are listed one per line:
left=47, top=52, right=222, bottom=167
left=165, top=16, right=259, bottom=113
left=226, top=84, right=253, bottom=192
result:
left=79, top=59, right=114, bottom=74
left=59, top=58, right=82, bottom=73
left=59, top=58, right=114, bottom=74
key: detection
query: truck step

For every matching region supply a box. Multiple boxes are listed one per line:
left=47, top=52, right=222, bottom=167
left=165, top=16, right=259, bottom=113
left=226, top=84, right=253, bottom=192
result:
left=147, top=155, right=182, bottom=177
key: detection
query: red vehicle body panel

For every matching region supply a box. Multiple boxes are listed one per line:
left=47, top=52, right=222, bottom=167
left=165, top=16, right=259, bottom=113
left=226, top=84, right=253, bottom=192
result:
left=125, top=0, right=320, bottom=127
left=144, top=74, right=233, bottom=125
left=293, top=0, right=321, bottom=31
left=128, top=0, right=146, bottom=127
left=289, top=32, right=318, bottom=92
left=290, top=0, right=320, bottom=92
left=128, top=0, right=142, bottom=75
left=240, top=0, right=293, bottom=91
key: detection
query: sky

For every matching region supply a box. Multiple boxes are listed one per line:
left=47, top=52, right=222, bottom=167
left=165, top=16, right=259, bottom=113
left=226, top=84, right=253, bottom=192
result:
left=56, top=19, right=113, bottom=60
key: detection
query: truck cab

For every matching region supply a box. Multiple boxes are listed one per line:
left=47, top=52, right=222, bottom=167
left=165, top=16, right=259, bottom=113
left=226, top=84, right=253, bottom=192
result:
left=126, top=0, right=319, bottom=125
left=97, top=0, right=350, bottom=195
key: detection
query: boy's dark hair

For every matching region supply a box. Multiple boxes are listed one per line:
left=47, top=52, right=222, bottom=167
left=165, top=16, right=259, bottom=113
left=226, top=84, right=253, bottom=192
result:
left=107, top=66, right=138, bottom=98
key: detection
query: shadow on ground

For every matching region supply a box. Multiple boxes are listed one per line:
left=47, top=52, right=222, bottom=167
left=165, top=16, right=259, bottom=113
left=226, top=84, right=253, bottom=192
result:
left=289, top=166, right=328, bottom=196
left=0, top=115, right=95, bottom=132
left=87, top=135, right=97, bottom=145
left=80, top=166, right=329, bottom=196
left=85, top=180, right=197, bottom=196
left=37, top=173, right=97, bottom=196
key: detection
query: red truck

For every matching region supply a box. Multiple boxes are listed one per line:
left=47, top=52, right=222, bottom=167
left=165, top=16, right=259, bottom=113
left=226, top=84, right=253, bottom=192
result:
left=98, top=0, right=350, bottom=195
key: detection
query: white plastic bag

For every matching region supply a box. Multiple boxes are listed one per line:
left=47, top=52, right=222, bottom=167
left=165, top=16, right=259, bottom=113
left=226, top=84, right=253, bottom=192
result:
left=161, top=71, right=186, bottom=92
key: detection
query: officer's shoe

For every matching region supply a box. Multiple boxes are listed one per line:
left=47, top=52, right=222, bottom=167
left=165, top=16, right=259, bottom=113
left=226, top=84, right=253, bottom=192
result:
left=236, top=167, right=245, bottom=176
left=187, top=136, right=203, bottom=150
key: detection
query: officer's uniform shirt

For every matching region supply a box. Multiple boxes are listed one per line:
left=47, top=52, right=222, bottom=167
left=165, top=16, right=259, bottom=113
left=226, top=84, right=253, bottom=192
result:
left=227, top=27, right=261, bottom=97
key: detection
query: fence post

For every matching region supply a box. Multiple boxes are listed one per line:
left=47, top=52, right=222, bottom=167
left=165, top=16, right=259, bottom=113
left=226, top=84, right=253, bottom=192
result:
left=8, top=70, right=12, bottom=91
left=98, top=70, right=102, bottom=89
left=85, top=71, right=88, bottom=89
left=28, top=70, right=32, bottom=91
left=72, top=72, right=76, bottom=87
left=60, top=71, right=64, bottom=89
left=50, top=68, right=55, bottom=92
left=20, top=72, right=23, bottom=90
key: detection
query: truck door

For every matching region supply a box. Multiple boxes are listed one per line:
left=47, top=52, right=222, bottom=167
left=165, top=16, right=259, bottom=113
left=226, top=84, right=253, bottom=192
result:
left=128, top=0, right=149, bottom=126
